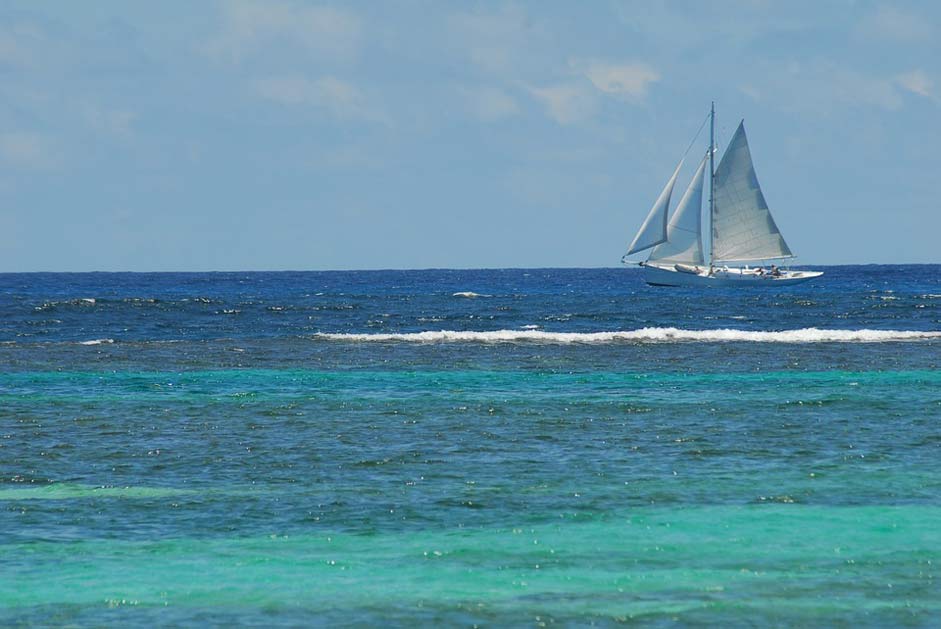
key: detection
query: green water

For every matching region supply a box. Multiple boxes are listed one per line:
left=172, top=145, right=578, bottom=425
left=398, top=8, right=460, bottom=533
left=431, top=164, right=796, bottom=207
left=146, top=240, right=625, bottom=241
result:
left=4, top=506, right=939, bottom=624
left=3, top=367, right=940, bottom=625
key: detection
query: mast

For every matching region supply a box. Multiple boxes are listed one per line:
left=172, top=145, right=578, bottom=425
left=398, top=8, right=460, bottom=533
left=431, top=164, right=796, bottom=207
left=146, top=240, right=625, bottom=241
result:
left=708, top=101, right=715, bottom=266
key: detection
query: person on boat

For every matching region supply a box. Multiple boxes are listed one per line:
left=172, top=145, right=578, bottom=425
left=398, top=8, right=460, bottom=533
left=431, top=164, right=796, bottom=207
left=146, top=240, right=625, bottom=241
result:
left=771, top=264, right=782, bottom=277
left=755, top=267, right=765, bottom=276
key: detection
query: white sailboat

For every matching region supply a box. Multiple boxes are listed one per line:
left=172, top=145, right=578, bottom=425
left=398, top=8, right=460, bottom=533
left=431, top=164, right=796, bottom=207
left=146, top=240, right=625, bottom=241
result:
left=624, top=103, right=822, bottom=287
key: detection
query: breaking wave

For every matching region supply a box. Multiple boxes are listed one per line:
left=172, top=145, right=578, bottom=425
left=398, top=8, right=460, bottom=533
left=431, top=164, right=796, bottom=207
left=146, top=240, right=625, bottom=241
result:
left=452, top=291, right=491, bottom=298
left=79, top=339, right=115, bottom=346
left=313, top=327, right=941, bottom=344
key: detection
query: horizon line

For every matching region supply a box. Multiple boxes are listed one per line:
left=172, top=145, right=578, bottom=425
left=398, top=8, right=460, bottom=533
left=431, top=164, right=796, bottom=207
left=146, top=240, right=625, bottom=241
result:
left=1, top=262, right=938, bottom=274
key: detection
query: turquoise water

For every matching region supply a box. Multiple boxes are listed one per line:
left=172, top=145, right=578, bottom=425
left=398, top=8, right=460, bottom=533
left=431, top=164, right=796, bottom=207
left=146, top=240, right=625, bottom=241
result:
left=1, top=268, right=940, bottom=625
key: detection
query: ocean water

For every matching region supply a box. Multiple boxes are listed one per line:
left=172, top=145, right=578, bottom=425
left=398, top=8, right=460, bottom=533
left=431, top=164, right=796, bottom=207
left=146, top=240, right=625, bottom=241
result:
left=1, top=265, right=940, bottom=626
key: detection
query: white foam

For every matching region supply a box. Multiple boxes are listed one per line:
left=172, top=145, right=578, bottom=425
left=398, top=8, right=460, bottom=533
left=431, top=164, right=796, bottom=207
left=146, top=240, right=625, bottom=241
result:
left=313, top=327, right=941, bottom=344
left=452, top=292, right=491, bottom=298
left=80, top=339, right=115, bottom=345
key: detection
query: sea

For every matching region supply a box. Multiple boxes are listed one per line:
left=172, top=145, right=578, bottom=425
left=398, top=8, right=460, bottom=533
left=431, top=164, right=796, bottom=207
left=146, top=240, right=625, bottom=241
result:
left=1, top=265, right=939, bottom=626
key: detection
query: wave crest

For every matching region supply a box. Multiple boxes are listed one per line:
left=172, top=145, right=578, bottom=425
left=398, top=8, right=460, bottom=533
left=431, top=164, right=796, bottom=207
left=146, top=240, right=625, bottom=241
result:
left=79, top=339, right=115, bottom=346
left=452, top=291, right=491, bottom=298
left=313, top=327, right=941, bottom=344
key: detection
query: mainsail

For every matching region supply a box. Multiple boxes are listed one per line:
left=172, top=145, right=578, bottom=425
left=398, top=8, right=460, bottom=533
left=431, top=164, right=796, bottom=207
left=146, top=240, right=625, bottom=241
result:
left=710, top=122, right=793, bottom=263
left=625, top=158, right=684, bottom=256
left=649, top=152, right=707, bottom=265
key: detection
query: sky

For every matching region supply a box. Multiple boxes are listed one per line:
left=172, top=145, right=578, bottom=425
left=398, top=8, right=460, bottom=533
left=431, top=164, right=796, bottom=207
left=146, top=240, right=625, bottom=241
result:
left=1, top=0, right=939, bottom=271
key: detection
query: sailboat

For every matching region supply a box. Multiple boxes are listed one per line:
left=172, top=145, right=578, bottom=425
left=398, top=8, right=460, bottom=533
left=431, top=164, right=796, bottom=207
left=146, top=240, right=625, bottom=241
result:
left=624, top=103, right=822, bottom=287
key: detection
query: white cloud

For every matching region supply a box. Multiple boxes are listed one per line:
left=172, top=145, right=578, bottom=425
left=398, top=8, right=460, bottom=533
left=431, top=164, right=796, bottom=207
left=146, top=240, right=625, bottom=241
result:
left=254, top=75, right=385, bottom=122
left=527, top=60, right=657, bottom=125
left=206, top=0, right=361, bottom=63
left=896, top=69, right=934, bottom=99
left=0, top=132, right=58, bottom=169
left=583, top=61, right=659, bottom=101
left=740, top=85, right=762, bottom=101
left=460, top=86, right=519, bottom=121
left=753, top=61, right=906, bottom=115
left=528, top=83, right=598, bottom=125
left=448, top=9, right=659, bottom=125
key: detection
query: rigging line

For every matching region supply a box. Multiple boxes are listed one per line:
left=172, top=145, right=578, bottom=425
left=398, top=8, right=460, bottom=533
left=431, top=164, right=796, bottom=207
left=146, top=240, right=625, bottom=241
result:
left=622, top=110, right=711, bottom=265
left=680, top=111, right=711, bottom=160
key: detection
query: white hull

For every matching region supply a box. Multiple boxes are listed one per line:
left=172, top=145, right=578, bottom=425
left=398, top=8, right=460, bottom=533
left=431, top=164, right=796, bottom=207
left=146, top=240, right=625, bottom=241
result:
left=643, top=263, right=822, bottom=287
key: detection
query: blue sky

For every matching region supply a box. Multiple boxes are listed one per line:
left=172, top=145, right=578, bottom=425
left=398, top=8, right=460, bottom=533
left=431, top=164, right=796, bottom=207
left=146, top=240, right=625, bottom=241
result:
left=1, top=1, right=939, bottom=271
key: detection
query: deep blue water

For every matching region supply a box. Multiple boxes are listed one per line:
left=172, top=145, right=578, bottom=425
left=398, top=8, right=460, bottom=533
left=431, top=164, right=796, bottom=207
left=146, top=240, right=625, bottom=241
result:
left=1, top=266, right=940, bottom=626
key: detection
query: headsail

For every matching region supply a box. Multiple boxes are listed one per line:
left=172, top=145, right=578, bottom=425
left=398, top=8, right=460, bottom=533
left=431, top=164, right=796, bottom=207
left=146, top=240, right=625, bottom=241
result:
left=625, top=158, right=684, bottom=256
left=711, top=122, right=793, bottom=263
left=649, top=152, right=707, bottom=265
